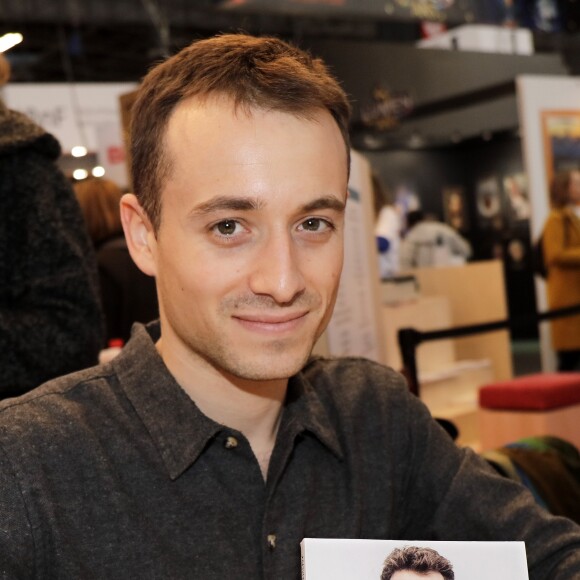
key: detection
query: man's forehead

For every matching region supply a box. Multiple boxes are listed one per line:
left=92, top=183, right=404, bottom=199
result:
left=163, top=95, right=346, bottom=172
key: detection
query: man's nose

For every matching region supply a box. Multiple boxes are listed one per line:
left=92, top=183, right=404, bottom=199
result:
left=248, top=231, right=306, bottom=305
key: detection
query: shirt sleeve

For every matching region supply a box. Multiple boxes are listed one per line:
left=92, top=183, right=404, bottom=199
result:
left=0, top=443, right=36, bottom=577
left=399, top=389, right=580, bottom=579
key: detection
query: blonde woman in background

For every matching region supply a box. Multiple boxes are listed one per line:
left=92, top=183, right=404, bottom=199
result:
left=543, top=169, right=580, bottom=371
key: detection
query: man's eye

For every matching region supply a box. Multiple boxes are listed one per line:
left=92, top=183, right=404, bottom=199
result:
left=214, top=220, right=239, bottom=236
left=300, top=218, right=331, bottom=232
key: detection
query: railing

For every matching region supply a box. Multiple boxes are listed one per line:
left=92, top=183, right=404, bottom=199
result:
left=397, top=303, right=580, bottom=397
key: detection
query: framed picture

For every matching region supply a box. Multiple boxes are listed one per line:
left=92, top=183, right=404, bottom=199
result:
left=503, top=173, right=530, bottom=224
left=476, top=176, right=503, bottom=229
left=443, top=185, right=469, bottom=231
left=541, top=110, right=580, bottom=194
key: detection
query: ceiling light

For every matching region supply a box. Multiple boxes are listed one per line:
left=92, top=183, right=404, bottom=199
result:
left=71, top=146, right=88, bottom=158
left=73, top=169, right=88, bottom=180
left=0, top=33, right=23, bottom=53
left=92, top=166, right=105, bottom=177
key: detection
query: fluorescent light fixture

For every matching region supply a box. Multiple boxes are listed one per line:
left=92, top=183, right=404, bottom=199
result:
left=71, top=145, right=88, bottom=158
left=92, top=166, right=105, bottom=177
left=0, top=33, right=23, bottom=53
left=73, top=168, right=88, bottom=180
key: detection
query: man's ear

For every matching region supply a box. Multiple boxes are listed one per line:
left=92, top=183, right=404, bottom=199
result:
left=120, top=193, right=158, bottom=277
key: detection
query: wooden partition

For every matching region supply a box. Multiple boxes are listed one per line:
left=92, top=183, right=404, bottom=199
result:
left=380, top=260, right=512, bottom=449
left=411, top=260, right=513, bottom=382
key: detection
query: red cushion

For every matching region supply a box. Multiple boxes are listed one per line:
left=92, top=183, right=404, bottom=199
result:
left=479, top=373, right=580, bottom=411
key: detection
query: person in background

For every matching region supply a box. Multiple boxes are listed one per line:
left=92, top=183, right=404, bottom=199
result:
left=373, top=173, right=401, bottom=279
left=543, top=168, right=580, bottom=371
left=75, top=177, right=159, bottom=347
left=381, top=546, right=454, bottom=580
left=399, top=209, right=472, bottom=271
left=0, top=52, right=103, bottom=399
left=0, top=34, right=578, bottom=578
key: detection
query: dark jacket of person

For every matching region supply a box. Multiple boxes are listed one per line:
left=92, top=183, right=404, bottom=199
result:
left=96, top=235, right=158, bottom=345
left=0, top=101, right=103, bottom=398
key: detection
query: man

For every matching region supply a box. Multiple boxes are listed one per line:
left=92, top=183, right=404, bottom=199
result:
left=381, top=546, right=453, bottom=580
left=0, top=53, right=103, bottom=398
left=399, top=209, right=472, bottom=271
left=0, top=34, right=579, bottom=579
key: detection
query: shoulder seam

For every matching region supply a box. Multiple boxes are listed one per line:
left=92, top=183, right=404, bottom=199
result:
left=0, top=371, right=115, bottom=415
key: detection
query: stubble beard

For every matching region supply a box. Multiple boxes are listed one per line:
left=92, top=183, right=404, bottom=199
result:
left=195, top=292, right=327, bottom=382
left=186, top=327, right=318, bottom=383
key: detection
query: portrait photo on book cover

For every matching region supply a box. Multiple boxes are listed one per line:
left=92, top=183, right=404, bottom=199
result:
left=300, top=539, right=529, bottom=580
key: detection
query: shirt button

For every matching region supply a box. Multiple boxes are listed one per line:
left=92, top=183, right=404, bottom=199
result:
left=267, top=534, right=277, bottom=550
left=224, top=436, right=238, bottom=449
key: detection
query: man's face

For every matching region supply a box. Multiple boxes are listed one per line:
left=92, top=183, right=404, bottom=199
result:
left=391, top=571, right=444, bottom=580
left=146, top=96, right=348, bottom=384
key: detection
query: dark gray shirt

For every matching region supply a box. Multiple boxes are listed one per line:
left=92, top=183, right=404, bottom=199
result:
left=0, top=323, right=579, bottom=579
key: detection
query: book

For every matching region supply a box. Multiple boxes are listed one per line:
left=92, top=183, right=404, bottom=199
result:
left=301, top=538, right=528, bottom=580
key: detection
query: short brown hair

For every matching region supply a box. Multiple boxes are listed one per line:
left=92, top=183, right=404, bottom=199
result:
left=550, top=169, right=577, bottom=208
left=74, top=177, right=123, bottom=245
left=381, top=546, right=454, bottom=580
left=130, top=33, right=351, bottom=231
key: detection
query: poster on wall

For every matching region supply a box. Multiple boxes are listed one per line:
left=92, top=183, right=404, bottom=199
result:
left=503, top=173, right=530, bottom=224
left=542, top=110, right=580, bottom=194
left=323, top=150, right=385, bottom=365
left=443, top=185, right=469, bottom=232
left=506, top=238, right=527, bottom=271
left=3, top=82, right=137, bottom=188
left=476, top=176, right=503, bottom=229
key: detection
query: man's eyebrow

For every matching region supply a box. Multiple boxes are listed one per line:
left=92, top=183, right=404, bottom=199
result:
left=300, top=195, right=346, bottom=213
left=188, top=195, right=265, bottom=216
left=188, top=194, right=346, bottom=218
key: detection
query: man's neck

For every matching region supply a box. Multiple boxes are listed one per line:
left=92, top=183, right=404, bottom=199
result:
left=156, top=337, right=287, bottom=480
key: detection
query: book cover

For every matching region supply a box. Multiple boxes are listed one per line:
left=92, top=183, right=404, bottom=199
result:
left=301, top=538, right=528, bottom=580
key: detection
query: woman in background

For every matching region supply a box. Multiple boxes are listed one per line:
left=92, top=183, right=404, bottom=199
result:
left=372, top=173, right=401, bottom=279
left=543, top=169, right=580, bottom=371
left=75, top=177, right=158, bottom=346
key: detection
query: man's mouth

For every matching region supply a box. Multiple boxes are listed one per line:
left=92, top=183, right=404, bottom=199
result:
left=232, top=311, right=309, bottom=333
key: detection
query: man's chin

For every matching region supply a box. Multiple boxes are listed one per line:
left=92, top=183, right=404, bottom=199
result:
left=224, top=349, right=313, bottom=383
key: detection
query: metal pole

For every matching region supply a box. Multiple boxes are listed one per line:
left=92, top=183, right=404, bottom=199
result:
left=397, top=327, right=421, bottom=397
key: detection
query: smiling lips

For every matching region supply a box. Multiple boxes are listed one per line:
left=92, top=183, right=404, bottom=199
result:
left=233, top=311, right=309, bottom=333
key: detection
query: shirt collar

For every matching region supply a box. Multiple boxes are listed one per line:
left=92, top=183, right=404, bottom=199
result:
left=113, top=323, right=343, bottom=479
left=113, top=322, right=223, bottom=480
left=282, top=367, right=344, bottom=460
